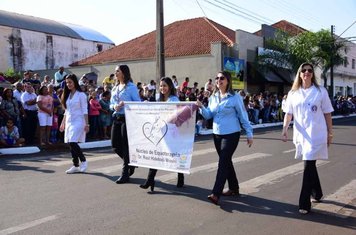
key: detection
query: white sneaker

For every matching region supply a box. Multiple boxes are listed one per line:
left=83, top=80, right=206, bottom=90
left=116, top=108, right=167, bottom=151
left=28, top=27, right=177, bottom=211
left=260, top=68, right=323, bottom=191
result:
left=66, top=166, right=80, bottom=174
left=80, top=161, right=88, bottom=172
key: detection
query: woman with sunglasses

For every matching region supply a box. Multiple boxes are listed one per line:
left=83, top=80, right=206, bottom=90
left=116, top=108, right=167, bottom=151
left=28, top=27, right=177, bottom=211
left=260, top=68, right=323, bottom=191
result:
left=110, top=64, right=141, bottom=184
left=196, top=71, right=253, bottom=205
left=282, top=62, right=334, bottom=214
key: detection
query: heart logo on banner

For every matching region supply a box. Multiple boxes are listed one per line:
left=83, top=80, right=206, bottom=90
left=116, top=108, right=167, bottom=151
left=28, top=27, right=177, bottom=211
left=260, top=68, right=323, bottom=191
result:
left=142, top=117, right=168, bottom=146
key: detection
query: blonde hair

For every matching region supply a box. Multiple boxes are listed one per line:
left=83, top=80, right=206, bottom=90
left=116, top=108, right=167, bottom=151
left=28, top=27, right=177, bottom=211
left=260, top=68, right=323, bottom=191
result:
left=291, top=62, right=319, bottom=91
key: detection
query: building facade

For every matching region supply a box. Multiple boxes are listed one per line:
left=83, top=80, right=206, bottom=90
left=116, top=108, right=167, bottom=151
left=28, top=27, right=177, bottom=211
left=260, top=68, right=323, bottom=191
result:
left=0, top=10, right=115, bottom=73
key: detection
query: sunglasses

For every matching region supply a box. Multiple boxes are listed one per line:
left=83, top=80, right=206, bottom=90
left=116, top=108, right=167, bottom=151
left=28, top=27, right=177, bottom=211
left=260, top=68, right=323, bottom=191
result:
left=301, top=68, right=313, bottom=73
left=215, top=76, right=226, bottom=81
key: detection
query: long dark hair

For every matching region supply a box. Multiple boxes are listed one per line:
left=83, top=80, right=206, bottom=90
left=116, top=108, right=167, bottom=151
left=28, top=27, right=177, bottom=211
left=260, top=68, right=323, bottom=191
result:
left=212, top=71, right=234, bottom=95
left=61, top=74, right=82, bottom=109
left=116, top=64, right=132, bottom=85
left=159, top=77, right=176, bottom=101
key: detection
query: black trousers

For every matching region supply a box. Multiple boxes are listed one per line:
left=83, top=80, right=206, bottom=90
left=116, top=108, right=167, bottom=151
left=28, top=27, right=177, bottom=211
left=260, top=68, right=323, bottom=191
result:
left=23, top=110, right=38, bottom=145
left=69, top=142, right=86, bottom=167
left=212, top=132, right=240, bottom=196
left=146, top=168, right=183, bottom=183
left=111, top=118, right=130, bottom=176
left=299, top=160, right=323, bottom=211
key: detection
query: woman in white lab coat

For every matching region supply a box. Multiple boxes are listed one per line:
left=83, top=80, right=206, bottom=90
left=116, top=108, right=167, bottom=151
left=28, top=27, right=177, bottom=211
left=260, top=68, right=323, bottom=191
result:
left=60, top=74, right=89, bottom=174
left=282, top=62, right=334, bottom=214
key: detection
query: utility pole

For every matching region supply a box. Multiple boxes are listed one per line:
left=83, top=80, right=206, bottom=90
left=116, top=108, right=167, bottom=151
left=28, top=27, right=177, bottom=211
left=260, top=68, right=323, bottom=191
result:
left=156, top=0, right=165, bottom=85
left=330, top=25, right=335, bottom=98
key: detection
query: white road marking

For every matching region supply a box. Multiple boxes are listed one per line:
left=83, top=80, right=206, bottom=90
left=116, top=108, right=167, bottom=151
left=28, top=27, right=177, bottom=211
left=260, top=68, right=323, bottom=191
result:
left=43, top=148, right=217, bottom=167
left=44, top=155, right=116, bottom=166
left=0, top=214, right=59, bottom=235
left=313, top=179, right=356, bottom=217
left=88, top=148, right=217, bottom=174
left=158, top=153, right=272, bottom=182
left=240, top=161, right=329, bottom=194
left=283, top=149, right=295, bottom=153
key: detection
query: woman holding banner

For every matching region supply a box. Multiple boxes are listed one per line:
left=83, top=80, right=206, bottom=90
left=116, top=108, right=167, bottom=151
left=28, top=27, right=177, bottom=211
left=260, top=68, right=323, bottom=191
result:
left=196, top=71, right=253, bottom=205
left=110, top=65, right=141, bottom=184
left=140, top=77, right=185, bottom=191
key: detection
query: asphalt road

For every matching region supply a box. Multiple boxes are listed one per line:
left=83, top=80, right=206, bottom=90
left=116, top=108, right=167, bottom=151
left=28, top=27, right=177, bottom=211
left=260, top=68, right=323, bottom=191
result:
left=0, top=116, right=355, bottom=235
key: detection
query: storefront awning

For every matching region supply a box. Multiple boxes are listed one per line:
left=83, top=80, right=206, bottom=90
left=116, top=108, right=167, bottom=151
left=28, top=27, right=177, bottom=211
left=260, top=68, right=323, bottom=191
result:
left=265, top=71, right=284, bottom=83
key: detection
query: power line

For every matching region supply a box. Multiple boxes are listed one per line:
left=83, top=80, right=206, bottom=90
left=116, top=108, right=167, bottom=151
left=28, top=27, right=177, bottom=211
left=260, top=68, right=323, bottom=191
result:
left=196, top=0, right=207, bottom=17
left=222, top=0, right=274, bottom=24
left=202, top=0, right=266, bottom=25
left=338, top=20, right=356, bottom=38
left=275, top=0, right=321, bottom=26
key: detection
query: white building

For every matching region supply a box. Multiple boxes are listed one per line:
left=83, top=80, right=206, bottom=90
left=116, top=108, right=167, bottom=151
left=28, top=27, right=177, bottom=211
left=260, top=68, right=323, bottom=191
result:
left=0, top=10, right=115, bottom=72
left=333, top=39, right=356, bottom=96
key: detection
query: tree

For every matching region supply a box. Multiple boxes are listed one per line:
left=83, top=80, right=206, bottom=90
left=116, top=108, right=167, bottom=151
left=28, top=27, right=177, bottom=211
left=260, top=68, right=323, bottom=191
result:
left=257, top=29, right=347, bottom=93
left=290, top=29, right=346, bottom=89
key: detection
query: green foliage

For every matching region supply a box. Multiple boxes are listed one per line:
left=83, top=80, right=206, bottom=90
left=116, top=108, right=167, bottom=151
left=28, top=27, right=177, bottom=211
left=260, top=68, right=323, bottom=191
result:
left=2, top=68, right=22, bottom=83
left=256, top=28, right=348, bottom=75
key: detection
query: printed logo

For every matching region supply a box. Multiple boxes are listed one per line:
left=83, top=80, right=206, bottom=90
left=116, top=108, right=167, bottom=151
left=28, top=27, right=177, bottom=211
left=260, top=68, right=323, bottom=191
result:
left=311, top=105, right=317, bottom=112
left=142, top=117, right=168, bottom=146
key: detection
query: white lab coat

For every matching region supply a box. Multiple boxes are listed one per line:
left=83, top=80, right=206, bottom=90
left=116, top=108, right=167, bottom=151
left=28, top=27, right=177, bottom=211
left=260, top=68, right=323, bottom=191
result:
left=285, top=85, right=334, bottom=160
left=64, top=91, right=88, bottom=143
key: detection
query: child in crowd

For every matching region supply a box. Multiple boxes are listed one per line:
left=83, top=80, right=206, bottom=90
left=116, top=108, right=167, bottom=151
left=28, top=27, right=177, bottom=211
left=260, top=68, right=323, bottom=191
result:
left=0, top=118, right=25, bottom=147
left=50, top=107, right=59, bottom=143
left=88, top=90, right=102, bottom=139
left=99, top=91, right=112, bottom=139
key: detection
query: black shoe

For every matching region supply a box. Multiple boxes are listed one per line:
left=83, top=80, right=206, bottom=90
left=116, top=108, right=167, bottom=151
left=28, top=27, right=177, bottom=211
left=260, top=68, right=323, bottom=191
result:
left=140, top=180, right=155, bottom=192
left=128, top=166, right=136, bottom=176
left=177, top=173, right=184, bottom=188
left=115, top=176, right=129, bottom=184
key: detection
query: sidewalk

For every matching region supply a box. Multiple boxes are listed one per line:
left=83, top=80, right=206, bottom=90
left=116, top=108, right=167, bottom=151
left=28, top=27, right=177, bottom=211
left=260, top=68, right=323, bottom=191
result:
left=1, top=114, right=355, bottom=155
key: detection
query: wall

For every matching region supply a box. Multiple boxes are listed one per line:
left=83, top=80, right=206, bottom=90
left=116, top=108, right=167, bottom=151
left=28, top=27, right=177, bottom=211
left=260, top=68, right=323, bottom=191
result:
left=235, top=30, right=263, bottom=91
left=0, top=25, right=114, bottom=73
left=329, top=40, right=356, bottom=96
left=34, top=42, right=229, bottom=89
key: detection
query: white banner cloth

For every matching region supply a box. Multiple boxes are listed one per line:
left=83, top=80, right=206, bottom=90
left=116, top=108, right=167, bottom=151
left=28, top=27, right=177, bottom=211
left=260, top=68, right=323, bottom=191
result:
left=125, top=102, right=197, bottom=174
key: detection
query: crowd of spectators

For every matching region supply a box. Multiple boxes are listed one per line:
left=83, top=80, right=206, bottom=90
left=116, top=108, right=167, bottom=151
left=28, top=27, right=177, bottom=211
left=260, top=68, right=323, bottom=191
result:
left=0, top=69, right=355, bottom=148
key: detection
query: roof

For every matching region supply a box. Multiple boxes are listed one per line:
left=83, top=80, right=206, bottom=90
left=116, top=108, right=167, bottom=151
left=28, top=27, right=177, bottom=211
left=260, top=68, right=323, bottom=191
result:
left=0, top=10, right=114, bottom=44
left=71, top=17, right=236, bottom=66
left=254, top=20, right=307, bottom=36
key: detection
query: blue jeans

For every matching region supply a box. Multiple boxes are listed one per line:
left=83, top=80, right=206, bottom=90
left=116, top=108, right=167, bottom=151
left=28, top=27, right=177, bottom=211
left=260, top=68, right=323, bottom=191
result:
left=212, top=132, right=240, bottom=196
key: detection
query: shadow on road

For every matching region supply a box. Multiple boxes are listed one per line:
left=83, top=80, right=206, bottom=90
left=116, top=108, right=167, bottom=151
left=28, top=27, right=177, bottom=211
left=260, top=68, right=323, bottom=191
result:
left=137, top=181, right=355, bottom=230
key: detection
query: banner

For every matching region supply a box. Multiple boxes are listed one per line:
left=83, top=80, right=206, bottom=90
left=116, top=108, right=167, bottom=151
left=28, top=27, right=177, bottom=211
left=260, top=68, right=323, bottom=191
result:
left=125, top=102, right=197, bottom=174
left=223, top=57, right=245, bottom=90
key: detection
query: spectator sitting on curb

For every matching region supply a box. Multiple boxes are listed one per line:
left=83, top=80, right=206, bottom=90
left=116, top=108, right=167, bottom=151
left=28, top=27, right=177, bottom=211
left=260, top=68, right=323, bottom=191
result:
left=0, top=118, right=25, bottom=147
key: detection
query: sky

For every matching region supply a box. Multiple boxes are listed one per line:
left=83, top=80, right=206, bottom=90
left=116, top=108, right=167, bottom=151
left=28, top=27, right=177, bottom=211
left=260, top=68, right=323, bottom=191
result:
left=0, top=0, right=355, bottom=45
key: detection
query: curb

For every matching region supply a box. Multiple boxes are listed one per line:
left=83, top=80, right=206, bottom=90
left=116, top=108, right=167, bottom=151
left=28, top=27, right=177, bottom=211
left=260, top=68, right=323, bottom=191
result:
left=1, top=114, right=355, bottom=155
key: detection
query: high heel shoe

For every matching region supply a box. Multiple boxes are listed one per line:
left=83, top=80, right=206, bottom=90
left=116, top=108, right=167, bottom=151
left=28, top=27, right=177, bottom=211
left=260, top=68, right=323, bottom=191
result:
left=139, top=180, right=155, bottom=192
left=222, top=188, right=239, bottom=196
left=207, top=194, right=219, bottom=205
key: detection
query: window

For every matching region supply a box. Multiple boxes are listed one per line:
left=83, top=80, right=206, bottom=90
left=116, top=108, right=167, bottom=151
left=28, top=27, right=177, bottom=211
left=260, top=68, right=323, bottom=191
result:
left=97, top=44, right=103, bottom=52
left=344, top=57, right=348, bottom=67
left=352, top=59, right=355, bottom=69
